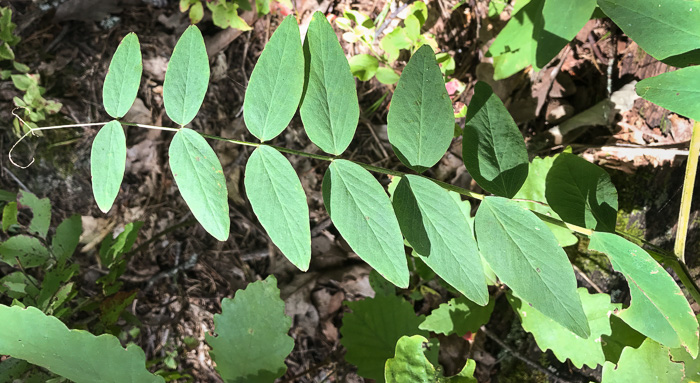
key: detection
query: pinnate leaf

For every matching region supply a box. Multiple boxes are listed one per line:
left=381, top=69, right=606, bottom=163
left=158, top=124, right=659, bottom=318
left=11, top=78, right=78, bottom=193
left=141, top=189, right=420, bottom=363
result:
left=385, top=335, right=477, bottom=383
left=462, top=81, right=528, bottom=198
left=419, top=296, right=495, bottom=336
left=244, top=15, right=304, bottom=141
left=17, top=191, right=51, bottom=238
left=387, top=45, right=453, bottom=172
left=163, top=25, right=209, bottom=126
left=589, top=232, right=699, bottom=357
left=322, top=160, right=409, bottom=287
left=206, top=276, right=293, bottom=383
left=0, top=235, right=49, bottom=268
left=601, top=338, right=684, bottom=383
left=169, top=128, right=230, bottom=241
left=102, top=32, right=142, bottom=119
left=91, top=120, right=127, bottom=213
left=636, top=66, right=700, bottom=121
left=244, top=146, right=310, bottom=271
left=0, top=305, right=164, bottom=383
left=475, top=196, right=589, bottom=338
left=300, top=12, right=359, bottom=155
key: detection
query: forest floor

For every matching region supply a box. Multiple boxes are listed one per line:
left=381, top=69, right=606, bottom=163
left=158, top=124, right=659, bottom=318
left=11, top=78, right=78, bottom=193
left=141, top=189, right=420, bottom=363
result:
left=1, top=0, right=699, bottom=382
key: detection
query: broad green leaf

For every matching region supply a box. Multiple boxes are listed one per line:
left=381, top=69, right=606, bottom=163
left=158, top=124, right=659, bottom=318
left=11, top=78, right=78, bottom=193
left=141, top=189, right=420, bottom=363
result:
left=341, top=295, right=430, bottom=382
left=419, top=296, right=495, bottom=336
left=163, top=25, right=210, bottom=126
left=589, top=232, right=699, bottom=357
left=244, top=146, right=310, bottom=271
left=636, top=66, right=700, bottom=121
left=243, top=15, right=304, bottom=141
left=300, top=12, right=359, bottom=155
left=601, top=338, right=684, bottom=383
left=52, top=214, right=82, bottom=265
left=462, top=81, right=528, bottom=198
left=102, top=33, right=142, bottom=119
left=0, top=235, right=49, bottom=268
left=0, top=305, right=164, bottom=383
left=380, top=27, right=412, bottom=63
left=670, top=317, right=700, bottom=383
left=322, top=160, right=409, bottom=287
left=475, top=197, right=589, bottom=338
left=387, top=45, right=454, bottom=173
left=2, top=201, right=18, bottom=231
left=169, top=128, right=229, bottom=241
left=17, top=191, right=51, bottom=238
left=392, top=175, right=488, bottom=304
left=385, top=335, right=477, bottom=383
left=487, top=0, right=596, bottom=79
left=91, top=120, right=126, bottom=213
left=206, top=276, right=293, bottom=383
left=545, top=153, right=618, bottom=232
left=369, top=269, right=396, bottom=297
left=597, top=0, right=700, bottom=66
left=349, top=54, right=379, bottom=81
left=376, top=67, right=400, bottom=85
left=208, top=1, right=252, bottom=30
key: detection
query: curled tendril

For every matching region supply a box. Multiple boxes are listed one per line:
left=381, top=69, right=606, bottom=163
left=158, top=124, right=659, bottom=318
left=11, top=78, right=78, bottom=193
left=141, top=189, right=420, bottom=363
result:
left=9, top=107, right=38, bottom=169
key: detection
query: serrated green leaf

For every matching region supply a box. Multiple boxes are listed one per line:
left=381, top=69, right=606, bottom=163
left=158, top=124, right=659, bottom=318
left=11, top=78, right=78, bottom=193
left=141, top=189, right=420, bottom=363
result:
left=163, top=25, right=209, bottom=126
left=601, top=338, right=684, bottom=383
left=244, top=146, right=310, bottom=271
left=385, top=335, right=477, bottom=383
left=392, top=175, right=488, bottom=304
left=589, top=232, right=699, bottom=357
left=52, top=214, right=82, bottom=265
left=205, top=276, right=293, bottom=383
left=91, top=120, right=126, bottom=213
left=419, top=296, right=495, bottom=336
left=2, top=201, right=18, bottom=232
left=0, top=235, right=49, bottom=268
left=102, top=33, right=142, bottom=119
left=0, top=305, right=164, bottom=383
left=376, top=67, right=400, bottom=84
left=322, top=160, right=409, bottom=287
left=349, top=54, right=379, bottom=81
left=462, top=81, right=528, bottom=198
left=475, top=196, right=589, bottom=338
left=387, top=45, right=453, bottom=173
left=17, top=191, right=51, bottom=238
left=300, top=12, right=359, bottom=155
left=636, top=66, right=700, bottom=121
left=243, top=15, right=304, bottom=141
left=341, top=295, right=430, bottom=382
left=169, top=128, right=229, bottom=241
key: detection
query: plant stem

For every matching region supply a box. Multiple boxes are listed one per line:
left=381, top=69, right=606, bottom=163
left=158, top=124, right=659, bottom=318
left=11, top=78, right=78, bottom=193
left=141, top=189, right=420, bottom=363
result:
left=674, top=120, right=700, bottom=263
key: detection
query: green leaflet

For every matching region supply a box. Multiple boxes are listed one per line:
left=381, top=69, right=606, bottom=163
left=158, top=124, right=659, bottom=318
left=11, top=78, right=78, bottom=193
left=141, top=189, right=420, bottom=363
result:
left=475, top=197, right=590, bottom=338
left=2, top=201, right=17, bottom=231
left=102, top=32, right=142, bottom=119
left=244, top=146, right=311, bottom=271
left=589, top=232, right=699, bottom=357
left=487, top=0, right=596, bottom=79
left=91, top=120, right=127, bottom=213
left=341, top=295, right=431, bottom=382
left=51, top=214, right=82, bottom=266
left=597, top=0, right=700, bottom=66
left=392, top=175, right=488, bottom=304
left=243, top=15, right=304, bottom=141
left=322, top=160, right=409, bottom=287
left=462, top=81, right=528, bottom=198
left=0, top=235, right=49, bottom=268
left=300, top=12, right=359, bottom=155
left=349, top=54, right=379, bottom=81
left=0, top=305, right=164, bottom=383
left=163, top=25, right=209, bottom=126
left=545, top=153, right=618, bottom=232
left=385, top=335, right=477, bottom=383
left=419, top=296, right=495, bottom=336
left=636, top=66, right=700, bottom=121
left=387, top=45, right=454, bottom=173
left=601, top=338, right=684, bottom=383
left=17, top=191, right=51, bottom=238
left=376, top=67, right=400, bottom=85
left=168, top=128, right=229, bottom=241
left=206, top=276, right=293, bottom=383
left=670, top=317, right=700, bottom=383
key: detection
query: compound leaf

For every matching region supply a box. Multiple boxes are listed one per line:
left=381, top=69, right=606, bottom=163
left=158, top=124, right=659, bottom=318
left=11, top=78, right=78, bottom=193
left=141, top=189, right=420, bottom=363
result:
left=244, top=146, right=311, bottom=271
left=601, top=338, right=684, bottom=383
left=0, top=305, right=164, bottom=383
left=387, top=45, right=454, bottom=172
left=385, top=335, right=477, bottom=383
left=52, top=214, right=82, bottom=265
left=163, top=25, right=209, bottom=126
left=244, top=15, right=304, bottom=141
left=392, top=175, right=488, bottom=304
left=300, top=12, right=359, bottom=155
left=462, top=81, right=528, bottom=198
left=0, top=235, right=49, bottom=268
left=169, top=128, right=229, bottom=241
left=91, top=120, right=127, bottom=213
left=589, top=232, right=699, bottom=357
left=475, top=196, right=589, bottom=338
left=17, top=191, right=51, bottom=238
left=341, top=295, right=430, bottom=382
left=102, top=32, right=142, bottom=119
left=322, top=160, right=409, bottom=287
left=636, top=66, right=700, bottom=121
left=206, top=276, right=293, bottom=383
left=419, top=296, right=495, bottom=336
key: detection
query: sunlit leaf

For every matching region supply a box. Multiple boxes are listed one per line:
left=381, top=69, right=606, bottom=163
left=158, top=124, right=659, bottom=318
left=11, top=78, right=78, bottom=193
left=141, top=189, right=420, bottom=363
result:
left=636, top=66, right=700, bottom=121
left=601, top=338, right=684, bottom=383
left=385, top=335, right=477, bottom=383
left=91, top=120, right=126, bottom=213
left=102, top=33, right=142, bottom=119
